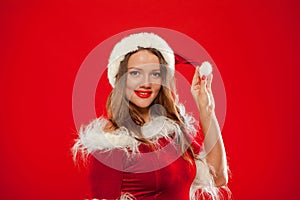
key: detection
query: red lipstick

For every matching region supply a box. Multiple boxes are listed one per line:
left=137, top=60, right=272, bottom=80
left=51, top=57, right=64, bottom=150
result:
left=134, top=90, right=152, bottom=98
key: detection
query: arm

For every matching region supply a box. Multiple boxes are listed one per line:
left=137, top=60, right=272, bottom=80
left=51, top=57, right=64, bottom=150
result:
left=191, top=66, right=228, bottom=186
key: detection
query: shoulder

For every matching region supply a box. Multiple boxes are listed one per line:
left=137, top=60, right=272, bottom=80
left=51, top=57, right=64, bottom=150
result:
left=73, top=117, right=138, bottom=154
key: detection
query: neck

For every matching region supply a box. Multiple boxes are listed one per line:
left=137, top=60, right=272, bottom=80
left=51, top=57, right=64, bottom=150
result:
left=137, top=107, right=151, bottom=122
left=128, top=102, right=152, bottom=123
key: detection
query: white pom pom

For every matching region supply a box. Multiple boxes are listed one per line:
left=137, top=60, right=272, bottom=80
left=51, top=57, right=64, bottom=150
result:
left=198, top=61, right=212, bottom=78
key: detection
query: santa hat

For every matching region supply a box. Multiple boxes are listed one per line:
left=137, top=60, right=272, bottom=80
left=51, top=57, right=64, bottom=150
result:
left=107, top=32, right=175, bottom=88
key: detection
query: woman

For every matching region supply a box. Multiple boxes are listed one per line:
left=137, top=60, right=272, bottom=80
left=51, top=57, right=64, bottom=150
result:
left=73, top=32, right=230, bottom=199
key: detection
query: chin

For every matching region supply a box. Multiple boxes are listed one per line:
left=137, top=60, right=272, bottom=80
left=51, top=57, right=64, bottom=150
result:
left=130, top=99, right=153, bottom=109
left=135, top=102, right=152, bottom=109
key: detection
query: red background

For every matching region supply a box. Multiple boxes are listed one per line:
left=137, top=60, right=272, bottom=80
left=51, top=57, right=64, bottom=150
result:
left=1, top=0, right=300, bottom=199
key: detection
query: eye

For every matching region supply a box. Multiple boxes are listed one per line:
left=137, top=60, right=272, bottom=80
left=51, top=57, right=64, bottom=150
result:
left=152, top=72, right=161, bottom=78
left=129, top=71, right=140, bottom=76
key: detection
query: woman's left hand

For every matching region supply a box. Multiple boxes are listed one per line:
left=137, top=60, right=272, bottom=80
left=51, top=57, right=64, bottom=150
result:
left=191, top=67, right=229, bottom=187
left=191, top=66, right=215, bottom=132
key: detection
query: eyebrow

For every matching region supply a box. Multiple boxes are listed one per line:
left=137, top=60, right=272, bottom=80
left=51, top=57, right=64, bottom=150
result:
left=128, top=66, right=161, bottom=71
left=128, top=66, right=142, bottom=70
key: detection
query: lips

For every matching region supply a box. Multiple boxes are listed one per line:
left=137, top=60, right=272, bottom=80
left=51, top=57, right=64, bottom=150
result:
left=134, top=90, right=152, bottom=98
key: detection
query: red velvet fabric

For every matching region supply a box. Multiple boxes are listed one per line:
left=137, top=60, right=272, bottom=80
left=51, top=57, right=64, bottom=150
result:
left=88, top=137, right=202, bottom=200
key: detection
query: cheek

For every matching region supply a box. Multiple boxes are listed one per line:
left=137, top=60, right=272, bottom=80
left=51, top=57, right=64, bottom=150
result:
left=155, top=78, right=162, bottom=90
left=125, top=79, right=136, bottom=100
left=153, top=84, right=162, bottom=95
left=125, top=88, right=130, bottom=100
left=125, top=85, right=132, bottom=100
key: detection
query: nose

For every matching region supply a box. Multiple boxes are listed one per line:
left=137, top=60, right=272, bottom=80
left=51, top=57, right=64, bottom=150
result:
left=140, top=74, right=151, bottom=88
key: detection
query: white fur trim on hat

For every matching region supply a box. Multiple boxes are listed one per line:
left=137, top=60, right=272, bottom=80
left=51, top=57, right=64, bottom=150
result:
left=108, top=32, right=175, bottom=87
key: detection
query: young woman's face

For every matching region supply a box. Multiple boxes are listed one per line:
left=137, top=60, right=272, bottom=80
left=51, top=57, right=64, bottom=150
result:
left=125, top=50, right=162, bottom=109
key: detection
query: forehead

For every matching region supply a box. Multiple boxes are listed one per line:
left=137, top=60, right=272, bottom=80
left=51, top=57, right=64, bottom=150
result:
left=127, top=50, right=160, bottom=69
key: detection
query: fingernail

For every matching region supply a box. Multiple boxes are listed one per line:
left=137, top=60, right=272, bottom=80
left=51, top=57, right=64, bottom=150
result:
left=202, top=75, right=206, bottom=80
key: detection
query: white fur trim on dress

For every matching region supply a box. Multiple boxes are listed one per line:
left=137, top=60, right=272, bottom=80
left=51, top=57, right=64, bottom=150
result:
left=108, top=32, right=175, bottom=87
left=72, top=115, right=186, bottom=160
left=72, top=104, right=196, bottom=159
left=190, top=150, right=219, bottom=200
left=72, top=104, right=226, bottom=200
